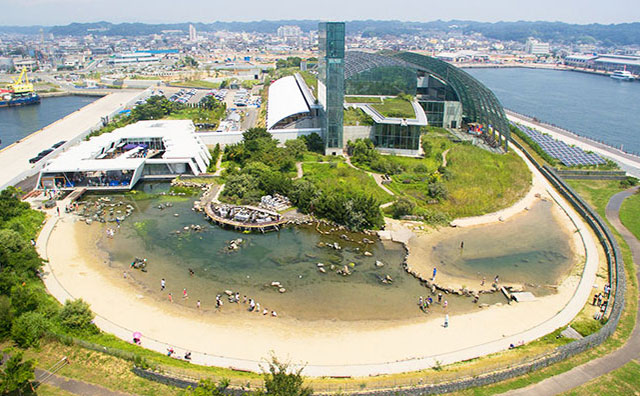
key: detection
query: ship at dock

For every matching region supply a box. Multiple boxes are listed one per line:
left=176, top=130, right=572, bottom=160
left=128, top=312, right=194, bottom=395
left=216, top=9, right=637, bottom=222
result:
left=0, top=67, right=41, bottom=108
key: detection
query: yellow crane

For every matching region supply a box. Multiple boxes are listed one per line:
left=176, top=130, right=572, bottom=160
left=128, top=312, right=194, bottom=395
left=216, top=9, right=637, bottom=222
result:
left=10, top=67, right=35, bottom=94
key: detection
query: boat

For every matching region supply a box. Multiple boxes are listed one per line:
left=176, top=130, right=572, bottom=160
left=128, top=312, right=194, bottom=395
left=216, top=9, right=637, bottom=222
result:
left=0, top=67, right=41, bottom=108
left=610, top=68, right=635, bottom=81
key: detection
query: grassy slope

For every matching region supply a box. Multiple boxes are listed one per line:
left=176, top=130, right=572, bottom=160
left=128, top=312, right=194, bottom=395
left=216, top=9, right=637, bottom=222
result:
left=343, top=107, right=374, bottom=126
left=620, top=191, right=640, bottom=240
left=171, top=80, right=220, bottom=89
left=562, top=359, right=640, bottom=396
left=371, top=97, right=415, bottom=118
left=302, top=162, right=393, bottom=204
left=388, top=139, right=530, bottom=219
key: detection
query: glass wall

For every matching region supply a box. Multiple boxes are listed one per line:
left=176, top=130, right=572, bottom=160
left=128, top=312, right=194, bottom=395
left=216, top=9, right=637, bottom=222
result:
left=318, top=22, right=345, bottom=149
left=372, top=124, right=421, bottom=150
left=345, top=66, right=417, bottom=96
left=420, top=101, right=444, bottom=127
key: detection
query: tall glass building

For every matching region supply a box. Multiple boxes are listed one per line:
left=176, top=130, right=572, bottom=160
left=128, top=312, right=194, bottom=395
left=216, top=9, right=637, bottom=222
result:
left=318, top=22, right=345, bottom=154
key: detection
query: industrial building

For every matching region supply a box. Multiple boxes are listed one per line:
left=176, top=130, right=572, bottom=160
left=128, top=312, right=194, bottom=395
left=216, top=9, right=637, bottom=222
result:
left=37, top=120, right=210, bottom=190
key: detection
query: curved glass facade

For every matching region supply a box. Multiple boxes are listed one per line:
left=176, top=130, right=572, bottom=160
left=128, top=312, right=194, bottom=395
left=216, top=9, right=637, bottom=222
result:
left=344, top=52, right=417, bottom=96
left=393, top=52, right=510, bottom=150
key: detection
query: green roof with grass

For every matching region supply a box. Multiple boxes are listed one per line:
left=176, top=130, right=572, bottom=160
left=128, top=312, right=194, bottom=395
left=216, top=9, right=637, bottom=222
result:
left=371, top=97, right=416, bottom=119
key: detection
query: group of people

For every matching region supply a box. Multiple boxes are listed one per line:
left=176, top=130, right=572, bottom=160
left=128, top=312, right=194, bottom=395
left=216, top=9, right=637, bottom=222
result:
left=161, top=274, right=278, bottom=318
left=418, top=292, right=448, bottom=314
left=592, top=284, right=610, bottom=320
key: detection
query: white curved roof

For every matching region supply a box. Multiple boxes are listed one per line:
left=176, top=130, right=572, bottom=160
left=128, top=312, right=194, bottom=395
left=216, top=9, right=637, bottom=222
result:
left=267, top=75, right=310, bottom=130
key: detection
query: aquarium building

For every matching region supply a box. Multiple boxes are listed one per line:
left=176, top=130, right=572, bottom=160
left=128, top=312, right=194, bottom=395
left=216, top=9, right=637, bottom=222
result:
left=37, top=120, right=211, bottom=190
left=266, top=22, right=510, bottom=155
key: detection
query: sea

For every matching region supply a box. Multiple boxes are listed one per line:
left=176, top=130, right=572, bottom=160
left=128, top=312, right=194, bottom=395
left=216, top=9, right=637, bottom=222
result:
left=0, top=95, right=98, bottom=150
left=466, top=68, right=640, bottom=155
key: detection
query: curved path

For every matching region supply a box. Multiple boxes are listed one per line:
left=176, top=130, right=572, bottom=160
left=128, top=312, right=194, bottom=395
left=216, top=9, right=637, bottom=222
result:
left=36, top=159, right=600, bottom=377
left=502, top=187, right=640, bottom=396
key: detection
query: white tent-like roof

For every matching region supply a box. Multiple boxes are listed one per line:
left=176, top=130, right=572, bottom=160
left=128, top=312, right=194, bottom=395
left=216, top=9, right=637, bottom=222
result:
left=41, top=120, right=211, bottom=175
left=266, top=75, right=311, bottom=130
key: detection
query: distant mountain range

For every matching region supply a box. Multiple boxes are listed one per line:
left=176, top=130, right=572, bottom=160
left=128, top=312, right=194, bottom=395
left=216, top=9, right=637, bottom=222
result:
left=1, top=20, right=639, bottom=46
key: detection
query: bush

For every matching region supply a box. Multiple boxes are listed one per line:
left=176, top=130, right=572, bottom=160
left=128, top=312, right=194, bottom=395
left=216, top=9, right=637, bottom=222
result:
left=263, top=357, right=313, bottom=396
left=620, top=176, right=639, bottom=188
left=59, top=299, right=96, bottom=333
left=11, top=311, right=49, bottom=348
left=392, top=198, right=416, bottom=218
left=422, top=140, right=433, bottom=157
left=427, top=182, right=448, bottom=200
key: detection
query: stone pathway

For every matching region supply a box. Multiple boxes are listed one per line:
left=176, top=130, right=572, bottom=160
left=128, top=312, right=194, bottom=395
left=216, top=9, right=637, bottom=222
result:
left=501, top=186, right=640, bottom=396
left=441, top=148, right=450, bottom=167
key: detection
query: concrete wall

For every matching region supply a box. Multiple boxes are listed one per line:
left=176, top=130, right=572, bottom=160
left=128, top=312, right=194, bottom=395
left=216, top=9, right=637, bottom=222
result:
left=123, top=79, right=162, bottom=89
left=443, top=101, right=463, bottom=129
left=343, top=125, right=373, bottom=146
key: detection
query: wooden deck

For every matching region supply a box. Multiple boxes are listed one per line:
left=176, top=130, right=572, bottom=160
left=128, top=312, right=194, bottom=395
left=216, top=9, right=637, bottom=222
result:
left=203, top=203, right=288, bottom=233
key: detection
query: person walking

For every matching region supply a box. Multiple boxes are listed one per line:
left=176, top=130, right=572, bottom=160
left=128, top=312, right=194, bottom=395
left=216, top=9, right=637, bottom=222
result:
left=444, top=314, right=449, bottom=328
left=432, top=267, right=437, bottom=281
left=161, top=278, right=166, bottom=291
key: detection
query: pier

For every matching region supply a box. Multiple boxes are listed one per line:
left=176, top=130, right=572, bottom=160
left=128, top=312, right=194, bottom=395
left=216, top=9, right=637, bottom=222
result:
left=203, top=203, right=288, bottom=233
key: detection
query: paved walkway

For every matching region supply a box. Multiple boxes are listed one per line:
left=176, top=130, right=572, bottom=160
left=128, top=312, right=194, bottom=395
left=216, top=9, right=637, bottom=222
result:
left=36, top=369, right=131, bottom=396
left=502, top=186, right=640, bottom=395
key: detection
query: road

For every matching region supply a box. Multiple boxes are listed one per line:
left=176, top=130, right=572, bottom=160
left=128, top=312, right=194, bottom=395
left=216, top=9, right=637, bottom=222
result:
left=501, top=187, right=640, bottom=395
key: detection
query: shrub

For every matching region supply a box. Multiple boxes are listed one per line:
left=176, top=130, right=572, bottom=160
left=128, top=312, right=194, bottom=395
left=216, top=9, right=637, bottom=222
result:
left=11, top=311, right=49, bottom=348
left=59, top=299, right=96, bottom=333
left=427, top=182, right=448, bottom=200
left=422, top=140, right=433, bottom=157
left=392, top=198, right=416, bottom=219
left=620, top=176, right=639, bottom=188
left=263, top=356, right=313, bottom=396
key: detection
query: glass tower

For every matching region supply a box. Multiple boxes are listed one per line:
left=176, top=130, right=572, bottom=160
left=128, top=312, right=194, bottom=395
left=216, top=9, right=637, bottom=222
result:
left=318, top=22, right=345, bottom=152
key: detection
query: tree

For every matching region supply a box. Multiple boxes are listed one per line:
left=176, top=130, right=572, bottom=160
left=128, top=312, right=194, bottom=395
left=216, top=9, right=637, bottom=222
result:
left=262, top=357, right=312, bottom=396
left=59, top=299, right=95, bottom=333
left=300, top=133, right=324, bottom=154
left=0, top=352, right=35, bottom=395
left=11, top=312, right=49, bottom=348
left=0, top=295, right=12, bottom=339
left=284, top=139, right=307, bottom=160
left=243, top=128, right=272, bottom=142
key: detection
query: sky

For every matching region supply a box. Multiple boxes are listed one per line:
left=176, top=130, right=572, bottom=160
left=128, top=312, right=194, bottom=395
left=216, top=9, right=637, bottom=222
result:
left=1, top=0, right=639, bottom=26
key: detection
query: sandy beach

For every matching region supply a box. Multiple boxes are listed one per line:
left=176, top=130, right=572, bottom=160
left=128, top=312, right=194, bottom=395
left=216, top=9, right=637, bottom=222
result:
left=40, top=193, right=597, bottom=377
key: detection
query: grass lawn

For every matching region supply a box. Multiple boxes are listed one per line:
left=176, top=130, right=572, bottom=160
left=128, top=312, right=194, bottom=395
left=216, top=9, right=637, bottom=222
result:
left=36, top=383, right=77, bottom=396
left=299, top=71, right=317, bottom=95
left=343, top=107, right=374, bottom=126
left=562, top=359, right=640, bottom=396
left=171, top=80, right=220, bottom=89
left=620, top=190, right=640, bottom=240
left=165, top=107, right=223, bottom=126
left=345, top=96, right=383, bottom=103
left=371, top=97, right=415, bottom=118
left=302, top=162, right=393, bottom=204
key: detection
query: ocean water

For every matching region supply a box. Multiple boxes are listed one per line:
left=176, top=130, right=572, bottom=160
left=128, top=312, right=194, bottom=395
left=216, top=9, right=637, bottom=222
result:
left=466, top=68, right=640, bottom=155
left=80, top=183, right=571, bottom=321
left=0, top=95, right=98, bottom=150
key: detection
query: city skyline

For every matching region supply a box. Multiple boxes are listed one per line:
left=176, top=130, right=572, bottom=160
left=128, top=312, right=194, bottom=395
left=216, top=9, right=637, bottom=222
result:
left=2, top=0, right=639, bottom=26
